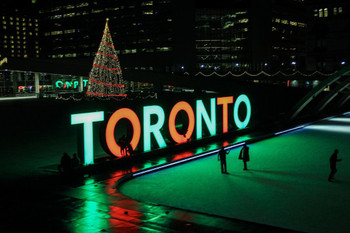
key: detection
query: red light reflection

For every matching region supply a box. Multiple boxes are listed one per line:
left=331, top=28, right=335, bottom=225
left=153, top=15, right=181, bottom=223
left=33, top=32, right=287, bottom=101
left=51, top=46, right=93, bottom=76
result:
left=171, top=151, right=194, bottom=161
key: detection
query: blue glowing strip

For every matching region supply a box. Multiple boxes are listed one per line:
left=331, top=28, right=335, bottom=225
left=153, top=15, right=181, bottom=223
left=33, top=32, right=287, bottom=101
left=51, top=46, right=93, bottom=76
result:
left=274, top=125, right=305, bottom=136
left=343, top=111, right=350, bottom=116
left=132, top=142, right=246, bottom=177
left=225, top=142, right=245, bottom=150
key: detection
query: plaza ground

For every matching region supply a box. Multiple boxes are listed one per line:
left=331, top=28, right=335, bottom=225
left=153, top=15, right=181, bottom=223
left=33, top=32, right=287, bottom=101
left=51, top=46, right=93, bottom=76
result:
left=1, top=98, right=349, bottom=232
left=120, top=115, right=350, bottom=233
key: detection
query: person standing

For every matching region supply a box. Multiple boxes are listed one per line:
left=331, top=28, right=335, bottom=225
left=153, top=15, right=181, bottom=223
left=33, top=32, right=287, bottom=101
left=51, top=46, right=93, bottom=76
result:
left=239, top=144, right=250, bottom=170
left=328, top=149, right=342, bottom=182
left=218, top=146, right=229, bottom=174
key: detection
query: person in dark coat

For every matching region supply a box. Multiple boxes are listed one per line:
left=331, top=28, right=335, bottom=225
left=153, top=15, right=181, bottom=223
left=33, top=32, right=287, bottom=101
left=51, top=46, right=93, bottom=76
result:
left=218, top=146, right=229, bottom=174
left=328, top=149, right=342, bottom=182
left=58, top=152, right=72, bottom=175
left=239, top=144, right=250, bottom=170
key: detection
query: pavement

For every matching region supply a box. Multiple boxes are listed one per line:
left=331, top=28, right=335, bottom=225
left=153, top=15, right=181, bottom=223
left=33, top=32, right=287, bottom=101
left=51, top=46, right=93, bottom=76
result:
left=0, top=130, right=303, bottom=233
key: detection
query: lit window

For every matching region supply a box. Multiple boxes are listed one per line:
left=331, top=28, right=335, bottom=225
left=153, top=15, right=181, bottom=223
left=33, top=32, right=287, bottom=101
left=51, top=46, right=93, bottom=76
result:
left=2, top=21, right=6, bottom=24
left=143, top=10, right=153, bottom=15
left=142, top=1, right=153, bottom=6
left=333, top=7, right=337, bottom=15
left=239, top=18, right=249, bottom=23
left=324, top=8, right=328, bottom=17
left=290, top=21, right=297, bottom=26
left=338, top=7, right=343, bottom=13
left=65, top=5, right=75, bottom=9
left=319, top=9, right=323, bottom=17
left=76, top=3, right=89, bottom=8
left=298, top=22, right=306, bottom=27
left=314, top=9, right=318, bottom=17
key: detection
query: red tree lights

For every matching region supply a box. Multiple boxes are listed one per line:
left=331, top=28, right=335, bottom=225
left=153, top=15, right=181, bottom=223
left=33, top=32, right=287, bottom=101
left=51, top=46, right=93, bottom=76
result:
left=86, top=18, right=126, bottom=98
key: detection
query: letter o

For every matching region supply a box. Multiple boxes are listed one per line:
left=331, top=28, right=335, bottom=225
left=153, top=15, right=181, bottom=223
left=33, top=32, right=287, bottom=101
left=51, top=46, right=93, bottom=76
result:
left=234, top=94, right=251, bottom=129
left=105, top=108, right=141, bottom=157
left=169, top=101, right=195, bottom=144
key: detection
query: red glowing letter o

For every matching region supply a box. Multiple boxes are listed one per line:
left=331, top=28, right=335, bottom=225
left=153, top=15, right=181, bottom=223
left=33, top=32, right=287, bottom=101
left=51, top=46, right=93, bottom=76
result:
left=105, top=108, right=141, bottom=157
left=169, top=101, right=195, bottom=144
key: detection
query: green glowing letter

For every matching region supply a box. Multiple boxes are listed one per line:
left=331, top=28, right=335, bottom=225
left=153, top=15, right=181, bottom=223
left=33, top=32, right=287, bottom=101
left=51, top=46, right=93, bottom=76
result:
left=234, top=94, right=251, bottom=129
left=196, top=98, right=216, bottom=139
left=143, top=105, right=166, bottom=152
left=71, top=111, right=104, bottom=165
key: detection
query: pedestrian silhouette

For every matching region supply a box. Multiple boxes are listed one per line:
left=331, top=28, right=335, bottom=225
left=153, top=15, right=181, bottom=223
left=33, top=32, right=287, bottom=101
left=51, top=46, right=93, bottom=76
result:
left=72, top=153, right=81, bottom=168
left=218, top=146, right=229, bottom=174
left=239, top=144, right=250, bottom=170
left=58, top=152, right=72, bottom=175
left=328, top=149, right=342, bottom=182
left=118, top=135, right=127, bottom=156
left=126, top=143, right=134, bottom=157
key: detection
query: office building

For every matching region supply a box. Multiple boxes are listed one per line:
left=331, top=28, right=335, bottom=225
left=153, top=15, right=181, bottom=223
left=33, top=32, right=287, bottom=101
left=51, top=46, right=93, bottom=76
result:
left=195, top=0, right=306, bottom=73
left=0, top=1, right=40, bottom=59
left=37, top=0, right=195, bottom=72
left=306, top=0, right=350, bottom=72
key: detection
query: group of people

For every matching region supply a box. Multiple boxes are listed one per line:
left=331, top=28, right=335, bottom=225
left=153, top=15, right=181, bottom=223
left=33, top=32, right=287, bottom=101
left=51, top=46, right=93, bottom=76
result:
left=218, top=144, right=250, bottom=174
left=118, top=135, right=134, bottom=157
left=218, top=145, right=343, bottom=181
left=58, top=152, right=81, bottom=175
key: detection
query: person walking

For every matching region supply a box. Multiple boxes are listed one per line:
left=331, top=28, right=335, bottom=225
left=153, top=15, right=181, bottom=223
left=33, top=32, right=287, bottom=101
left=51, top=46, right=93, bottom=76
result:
left=239, top=144, right=250, bottom=170
left=328, top=149, right=342, bottom=182
left=218, top=146, right=229, bottom=174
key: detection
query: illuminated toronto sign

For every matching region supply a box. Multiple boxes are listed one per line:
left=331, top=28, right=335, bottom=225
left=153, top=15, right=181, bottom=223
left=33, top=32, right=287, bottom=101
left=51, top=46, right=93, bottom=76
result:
left=71, top=95, right=251, bottom=165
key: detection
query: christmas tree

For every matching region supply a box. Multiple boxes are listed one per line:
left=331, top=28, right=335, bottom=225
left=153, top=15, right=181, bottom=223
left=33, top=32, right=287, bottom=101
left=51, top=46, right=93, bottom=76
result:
left=86, top=18, right=126, bottom=98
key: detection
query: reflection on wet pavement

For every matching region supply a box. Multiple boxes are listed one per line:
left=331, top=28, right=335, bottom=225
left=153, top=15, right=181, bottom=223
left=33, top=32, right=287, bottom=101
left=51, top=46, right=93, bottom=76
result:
left=1, top=133, right=300, bottom=233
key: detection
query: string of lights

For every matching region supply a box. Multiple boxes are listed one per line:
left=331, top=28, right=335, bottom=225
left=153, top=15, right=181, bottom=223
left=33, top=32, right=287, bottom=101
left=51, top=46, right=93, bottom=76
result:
left=194, top=70, right=335, bottom=78
left=86, top=18, right=126, bottom=98
left=56, top=92, right=157, bottom=101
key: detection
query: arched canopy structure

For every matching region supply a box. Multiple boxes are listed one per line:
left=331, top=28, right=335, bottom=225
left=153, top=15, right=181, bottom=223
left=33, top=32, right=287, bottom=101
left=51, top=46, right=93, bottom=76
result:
left=290, top=65, right=350, bottom=120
